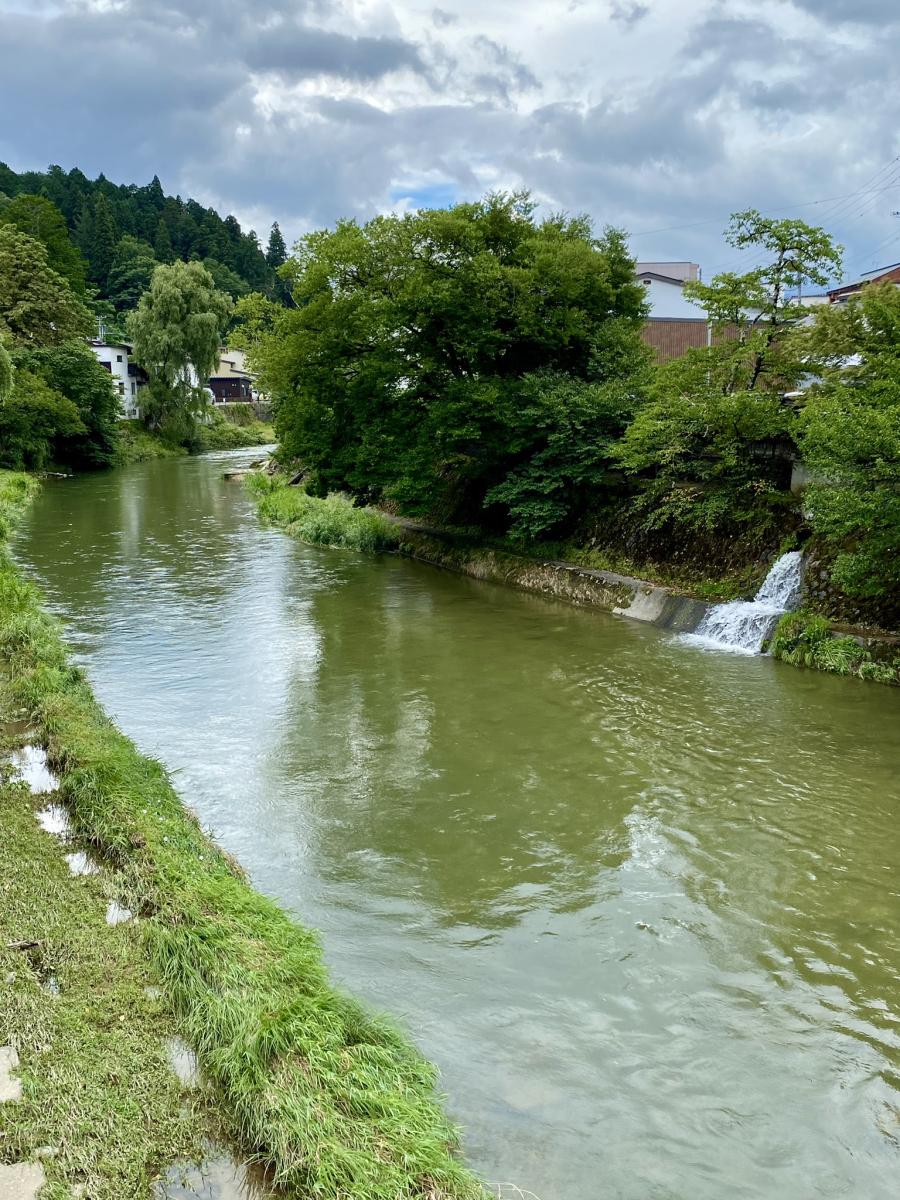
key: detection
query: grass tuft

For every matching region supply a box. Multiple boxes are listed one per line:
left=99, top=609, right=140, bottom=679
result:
left=0, top=470, right=485, bottom=1199
left=245, top=474, right=400, bottom=554
left=769, top=610, right=900, bottom=684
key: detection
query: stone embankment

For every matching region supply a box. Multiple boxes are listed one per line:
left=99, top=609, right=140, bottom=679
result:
left=391, top=519, right=715, bottom=632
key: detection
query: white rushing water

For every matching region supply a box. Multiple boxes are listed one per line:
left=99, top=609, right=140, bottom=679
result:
left=684, top=551, right=803, bottom=655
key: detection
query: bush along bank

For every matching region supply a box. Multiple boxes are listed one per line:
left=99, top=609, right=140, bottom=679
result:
left=244, top=473, right=401, bottom=553
left=0, top=471, right=487, bottom=1200
left=768, top=611, right=900, bottom=685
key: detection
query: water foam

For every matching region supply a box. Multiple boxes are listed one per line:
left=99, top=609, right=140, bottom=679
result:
left=684, top=551, right=803, bottom=655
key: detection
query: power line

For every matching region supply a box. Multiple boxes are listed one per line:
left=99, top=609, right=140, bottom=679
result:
left=630, top=172, right=900, bottom=240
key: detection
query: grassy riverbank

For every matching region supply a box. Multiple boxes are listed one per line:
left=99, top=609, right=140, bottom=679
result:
left=245, top=473, right=400, bottom=552
left=0, top=764, right=214, bottom=1199
left=0, top=471, right=486, bottom=1199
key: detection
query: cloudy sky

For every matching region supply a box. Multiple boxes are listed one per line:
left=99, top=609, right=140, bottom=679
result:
left=1, top=0, right=899, bottom=279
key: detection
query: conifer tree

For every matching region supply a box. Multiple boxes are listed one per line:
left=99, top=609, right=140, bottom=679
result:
left=91, top=193, right=119, bottom=285
left=266, top=221, right=287, bottom=268
left=154, top=217, right=175, bottom=264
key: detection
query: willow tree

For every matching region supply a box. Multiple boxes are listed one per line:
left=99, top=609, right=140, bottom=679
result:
left=128, top=260, right=232, bottom=440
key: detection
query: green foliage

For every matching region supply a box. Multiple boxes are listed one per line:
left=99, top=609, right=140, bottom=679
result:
left=768, top=614, right=900, bottom=681
left=261, top=191, right=647, bottom=531
left=613, top=210, right=842, bottom=538
left=0, top=368, right=85, bottom=469
left=615, top=356, right=797, bottom=533
left=11, top=340, right=121, bottom=468
left=246, top=473, right=401, bottom=552
left=117, top=420, right=188, bottom=464
left=106, top=235, right=157, bottom=314
left=0, top=226, right=94, bottom=347
left=200, top=256, right=250, bottom=299
left=0, top=162, right=281, bottom=302
left=196, top=410, right=274, bottom=451
left=153, top=216, right=175, bottom=264
left=797, top=282, right=900, bottom=600
left=0, top=338, right=12, bottom=400
left=266, top=221, right=288, bottom=268
left=128, top=261, right=232, bottom=436
left=768, top=610, right=899, bottom=682
left=0, top=194, right=88, bottom=294
left=0, top=474, right=483, bottom=1199
left=483, top=364, right=643, bottom=540
left=90, top=193, right=119, bottom=285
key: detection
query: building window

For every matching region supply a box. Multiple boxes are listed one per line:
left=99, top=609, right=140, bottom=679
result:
left=119, top=382, right=125, bottom=394
left=131, top=382, right=136, bottom=395
left=116, top=355, right=123, bottom=362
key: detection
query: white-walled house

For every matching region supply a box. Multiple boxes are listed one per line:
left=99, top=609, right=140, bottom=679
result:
left=634, top=262, right=702, bottom=319
left=635, top=262, right=709, bottom=361
left=90, top=341, right=146, bottom=419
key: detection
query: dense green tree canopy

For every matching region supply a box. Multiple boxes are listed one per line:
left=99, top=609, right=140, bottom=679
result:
left=0, top=162, right=279, bottom=301
left=106, top=236, right=157, bottom=314
left=0, top=368, right=85, bottom=470
left=796, top=281, right=900, bottom=603
left=0, top=227, right=95, bottom=347
left=14, top=340, right=120, bottom=468
left=259, top=192, right=648, bottom=528
left=0, top=194, right=87, bottom=294
left=614, top=211, right=843, bottom=535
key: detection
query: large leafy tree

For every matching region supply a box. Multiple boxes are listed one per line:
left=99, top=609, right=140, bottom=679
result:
left=0, top=194, right=87, bottom=294
left=796, top=281, right=900, bottom=604
left=127, top=260, right=232, bottom=439
left=0, top=368, right=85, bottom=470
left=258, top=192, right=647, bottom=529
left=0, top=227, right=94, bottom=347
left=13, top=340, right=120, bottom=468
left=615, top=211, right=842, bottom=535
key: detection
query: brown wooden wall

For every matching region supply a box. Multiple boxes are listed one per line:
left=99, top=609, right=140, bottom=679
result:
left=641, top=319, right=709, bottom=363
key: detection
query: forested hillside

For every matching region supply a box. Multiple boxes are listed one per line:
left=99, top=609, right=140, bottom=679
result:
left=0, top=161, right=289, bottom=306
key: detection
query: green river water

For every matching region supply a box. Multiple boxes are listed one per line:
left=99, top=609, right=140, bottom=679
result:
left=17, top=450, right=900, bottom=1200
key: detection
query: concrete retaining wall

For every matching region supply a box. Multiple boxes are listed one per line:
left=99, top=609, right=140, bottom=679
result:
left=394, top=524, right=709, bottom=633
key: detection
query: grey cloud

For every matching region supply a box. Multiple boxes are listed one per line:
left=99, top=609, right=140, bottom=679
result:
left=243, top=24, right=425, bottom=81
left=610, top=3, right=650, bottom=28
left=2, top=0, right=900, bottom=276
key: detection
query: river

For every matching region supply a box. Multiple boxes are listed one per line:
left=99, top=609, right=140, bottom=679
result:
left=15, top=450, right=900, bottom=1200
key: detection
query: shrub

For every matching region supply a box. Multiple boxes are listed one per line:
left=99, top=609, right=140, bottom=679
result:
left=246, top=474, right=400, bottom=552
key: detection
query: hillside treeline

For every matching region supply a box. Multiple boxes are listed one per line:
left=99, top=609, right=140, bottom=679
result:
left=0, top=161, right=290, bottom=315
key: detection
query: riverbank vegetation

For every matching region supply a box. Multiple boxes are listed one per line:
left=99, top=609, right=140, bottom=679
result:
left=0, top=765, right=215, bottom=1199
left=0, top=469, right=486, bottom=1199
left=769, top=611, right=900, bottom=684
left=246, top=473, right=400, bottom=552
left=237, top=196, right=899, bottom=632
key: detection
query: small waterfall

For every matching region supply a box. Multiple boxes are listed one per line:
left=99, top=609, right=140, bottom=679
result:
left=684, top=551, right=803, bottom=655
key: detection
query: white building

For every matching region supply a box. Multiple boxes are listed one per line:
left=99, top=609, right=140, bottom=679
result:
left=634, top=262, right=702, bottom=319
left=90, top=341, right=146, bottom=420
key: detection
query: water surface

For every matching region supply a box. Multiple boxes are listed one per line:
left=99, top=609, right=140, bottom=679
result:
left=17, top=452, right=900, bottom=1200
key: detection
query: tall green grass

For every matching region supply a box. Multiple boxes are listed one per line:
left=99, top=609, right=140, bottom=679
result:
left=770, top=610, right=900, bottom=684
left=245, top=474, right=400, bottom=553
left=0, top=471, right=485, bottom=1199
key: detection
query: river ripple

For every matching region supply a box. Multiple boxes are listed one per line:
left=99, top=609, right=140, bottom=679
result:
left=16, top=450, right=900, bottom=1200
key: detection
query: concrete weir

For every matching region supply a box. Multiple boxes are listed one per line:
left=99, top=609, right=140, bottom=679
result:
left=391, top=521, right=710, bottom=632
